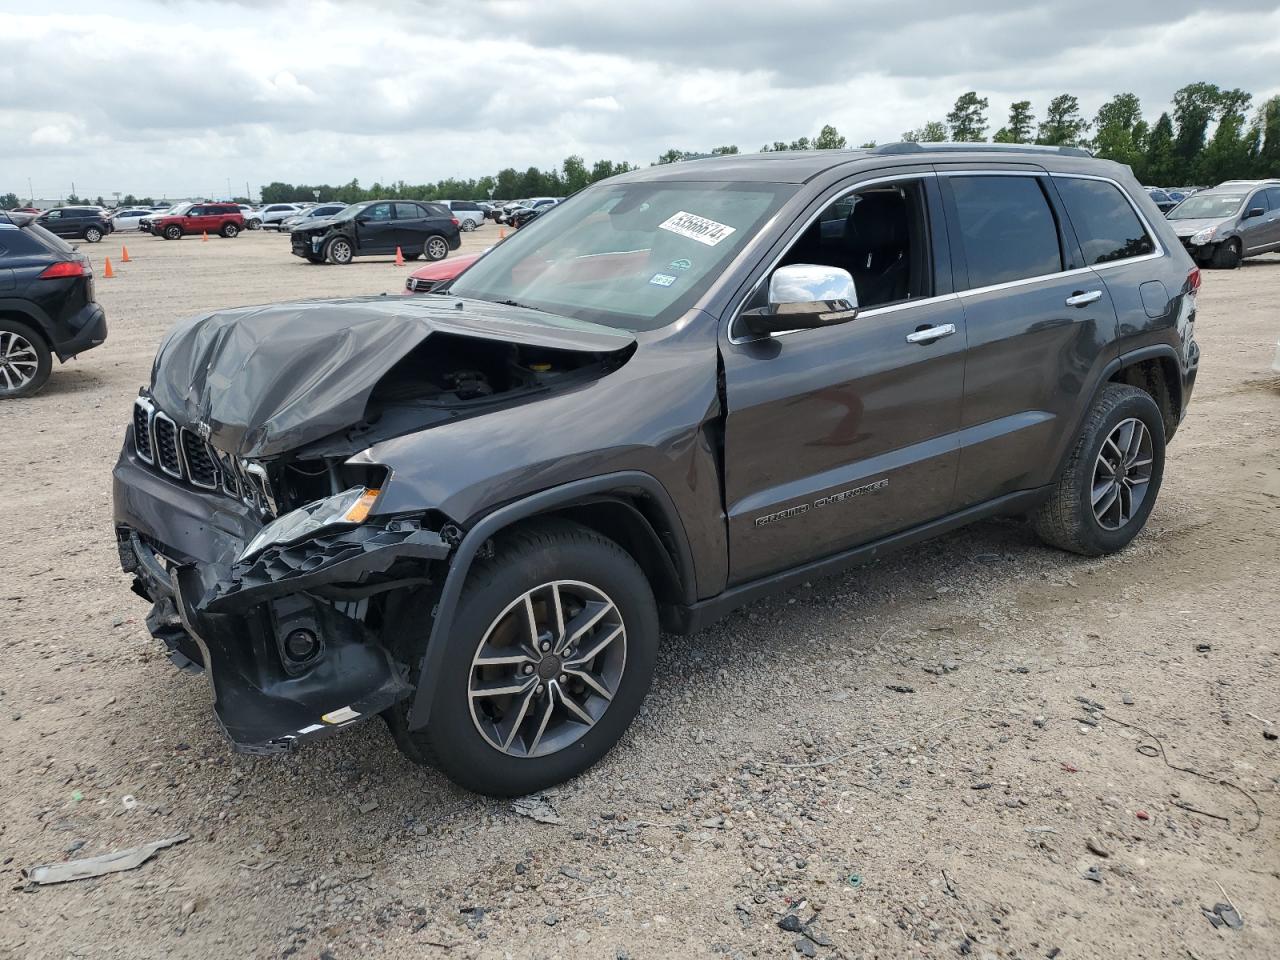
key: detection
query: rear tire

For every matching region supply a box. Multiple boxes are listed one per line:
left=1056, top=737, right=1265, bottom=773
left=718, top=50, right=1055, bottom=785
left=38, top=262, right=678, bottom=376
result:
left=386, top=520, right=659, bottom=796
left=220, top=222, right=239, bottom=238
left=461, top=218, right=477, bottom=232
left=424, top=235, right=449, bottom=261
left=1210, top=238, right=1241, bottom=269
left=1031, top=383, right=1165, bottom=556
left=0, top=318, right=53, bottom=399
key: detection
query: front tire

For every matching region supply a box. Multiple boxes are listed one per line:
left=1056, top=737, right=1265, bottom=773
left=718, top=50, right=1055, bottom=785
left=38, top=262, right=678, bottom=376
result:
left=461, top=218, right=477, bottom=232
left=83, top=226, right=103, bottom=243
left=1210, top=238, right=1242, bottom=269
left=424, top=235, right=449, bottom=261
left=163, top=225, right=182, bottom=240
left=247, top=218, right=262, bottom=230
left=0, top=319, right=52, bottom=399
left=388, top=520, right=659, bottom=796
left=325, top=236, right=354, bottom=264
left=1032, top=383, right=1165, bottom=556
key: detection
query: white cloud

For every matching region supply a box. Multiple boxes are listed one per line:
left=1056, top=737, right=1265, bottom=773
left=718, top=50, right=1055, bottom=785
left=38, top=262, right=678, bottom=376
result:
left=1, top=0, right=1277, bottom=200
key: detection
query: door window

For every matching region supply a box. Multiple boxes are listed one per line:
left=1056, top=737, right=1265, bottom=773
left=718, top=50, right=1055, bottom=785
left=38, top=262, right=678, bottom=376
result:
left=1266, top=188, right=1280, bottom=210
left=1246, top=191, right=1269, bottom=214
left=1054, top=177, right=1155, bottom=264
left=950, top=176, right=1063, bottom=288
left=363, top=203, right=394, bottom=221
left=394, top=202, right=423, bottom=220
left=770, top=179, right=933, bottom=310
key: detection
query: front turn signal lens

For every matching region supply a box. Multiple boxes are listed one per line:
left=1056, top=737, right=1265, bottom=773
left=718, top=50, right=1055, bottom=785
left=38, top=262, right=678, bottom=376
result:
left=342, top=488, right=380, bottom=524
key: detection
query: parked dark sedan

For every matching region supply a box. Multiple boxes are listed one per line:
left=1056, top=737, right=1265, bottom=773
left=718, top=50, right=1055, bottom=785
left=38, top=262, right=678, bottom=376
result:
left=34, top=206, right=113, bottom=243
left=290, top=200, right=462, bottom=264
left=0, top=213, right=108, bottom=397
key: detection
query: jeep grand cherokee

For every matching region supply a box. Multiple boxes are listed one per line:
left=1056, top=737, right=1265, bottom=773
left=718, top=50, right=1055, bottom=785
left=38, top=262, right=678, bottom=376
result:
left=113, top=144, right=1199, bottom=796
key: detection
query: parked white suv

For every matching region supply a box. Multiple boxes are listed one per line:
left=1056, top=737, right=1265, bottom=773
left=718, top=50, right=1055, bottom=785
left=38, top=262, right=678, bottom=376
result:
left=258, top=204, right=302, bottom=230
left=437, top=200, right=487, bottom=231
left=237, top=206, right=263, bottom=230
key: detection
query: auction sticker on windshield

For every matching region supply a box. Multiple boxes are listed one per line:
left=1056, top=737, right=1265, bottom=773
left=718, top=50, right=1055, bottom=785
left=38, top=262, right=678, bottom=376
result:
left=658, top=211, right=736, bottom=247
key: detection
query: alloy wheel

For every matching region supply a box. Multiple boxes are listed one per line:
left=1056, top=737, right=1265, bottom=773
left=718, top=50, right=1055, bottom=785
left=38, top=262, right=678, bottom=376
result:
left=0, top=330, right=40, bottom=392
left=468, top=580, right=626, bottom=758
left=427, top=237, right=448, bottom=260
left=1091, top=417, right=1153, bottom=530
left=330, top=239, right=352, bottom=263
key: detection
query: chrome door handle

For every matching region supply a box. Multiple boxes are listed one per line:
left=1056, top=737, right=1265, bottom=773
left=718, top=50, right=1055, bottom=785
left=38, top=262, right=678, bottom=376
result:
left=1065, top=289, right=1103, bottom=307
left=905, top=323, right=956, bottom=344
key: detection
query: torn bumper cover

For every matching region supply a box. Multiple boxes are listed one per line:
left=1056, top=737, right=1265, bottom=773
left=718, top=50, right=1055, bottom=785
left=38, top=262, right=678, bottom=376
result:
left=114, top=447, right=450, bottom=755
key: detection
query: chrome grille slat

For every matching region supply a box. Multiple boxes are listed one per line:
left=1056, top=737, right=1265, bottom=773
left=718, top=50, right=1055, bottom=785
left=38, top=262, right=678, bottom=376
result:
left=180, top=428, right=219, bottom=490
left=152, top=413, right=183, bottom=478
left=132, top=397, right=155, bottom=464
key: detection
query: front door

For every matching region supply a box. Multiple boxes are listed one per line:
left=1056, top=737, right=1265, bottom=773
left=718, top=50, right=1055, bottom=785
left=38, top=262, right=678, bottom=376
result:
left=355, top=201, right=396, bottom=253
left=1240, top=188, right=1280, bottom=254
left=721, top=173, right=966, bottom=584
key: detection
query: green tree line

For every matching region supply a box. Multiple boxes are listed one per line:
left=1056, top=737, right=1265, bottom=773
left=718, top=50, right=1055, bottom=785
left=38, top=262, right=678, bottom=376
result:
left=902, top=83, right=1280, bottom=185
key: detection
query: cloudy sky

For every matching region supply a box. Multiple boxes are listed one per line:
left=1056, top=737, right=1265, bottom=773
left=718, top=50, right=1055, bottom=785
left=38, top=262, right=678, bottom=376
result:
left=2, top=0, right=1279, bottom=202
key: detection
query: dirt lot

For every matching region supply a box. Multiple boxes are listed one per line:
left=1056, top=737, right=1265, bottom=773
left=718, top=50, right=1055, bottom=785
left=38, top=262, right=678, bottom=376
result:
left=1, top=228, right=1277, bottom=960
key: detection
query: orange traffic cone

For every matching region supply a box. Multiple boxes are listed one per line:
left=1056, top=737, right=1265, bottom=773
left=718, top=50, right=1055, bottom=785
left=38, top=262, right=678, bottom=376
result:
left=394, top=246, right=404, bottom=266
left=499, top=227, right=506, bottom=239
left=121, top=245, right=131, bottom=262
left=202, top=230, right=209, bottom=242
left=104, top=257, right=115, bottom=278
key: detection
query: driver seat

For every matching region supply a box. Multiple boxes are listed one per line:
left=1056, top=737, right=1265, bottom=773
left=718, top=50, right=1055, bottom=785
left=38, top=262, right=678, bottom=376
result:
left=842, top=192, right=910, bottom=307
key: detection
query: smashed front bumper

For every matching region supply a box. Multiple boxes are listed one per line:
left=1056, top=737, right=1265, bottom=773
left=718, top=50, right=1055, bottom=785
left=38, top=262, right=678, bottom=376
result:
left=113, top=438, right=449, bottom=755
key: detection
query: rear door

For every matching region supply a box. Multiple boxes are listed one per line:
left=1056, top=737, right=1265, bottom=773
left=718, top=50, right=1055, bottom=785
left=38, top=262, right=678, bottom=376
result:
left=393, top=202, right=428, bottom=249
left=940, top=170, right=1121, bottom=506
left=721, top=170, right=968, bottom=583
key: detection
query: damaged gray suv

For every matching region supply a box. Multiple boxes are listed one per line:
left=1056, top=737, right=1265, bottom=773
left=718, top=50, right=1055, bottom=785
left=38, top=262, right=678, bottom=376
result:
left=114, top=144, right=1200, bottom=796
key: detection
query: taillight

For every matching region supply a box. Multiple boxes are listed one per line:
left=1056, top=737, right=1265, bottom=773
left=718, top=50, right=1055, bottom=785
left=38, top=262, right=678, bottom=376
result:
left=451, top=217, right=460, bottom=227
left=38, top=261, right=87, bottom=280
left=1187, top=266, right=1201, bottom=295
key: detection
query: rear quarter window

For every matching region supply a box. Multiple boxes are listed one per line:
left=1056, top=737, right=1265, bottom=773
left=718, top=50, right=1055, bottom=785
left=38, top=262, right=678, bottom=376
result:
left=1055, top=177, right=1155, bottom=264
left=949, top=175, right=1063, bottom=288
left=23, top=223, right=74, bottom=254
left=424, top=203, right=450, bottom=218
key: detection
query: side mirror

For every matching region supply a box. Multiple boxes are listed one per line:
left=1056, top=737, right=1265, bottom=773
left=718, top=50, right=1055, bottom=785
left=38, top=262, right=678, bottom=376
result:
left=742, top=264, right=860, bottom=336
left=1246, top=207, right=1265, bottom=219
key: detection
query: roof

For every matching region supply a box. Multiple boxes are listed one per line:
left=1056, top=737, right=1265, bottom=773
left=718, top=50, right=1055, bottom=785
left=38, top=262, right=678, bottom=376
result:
left=614, top=142, right=1100, bottom=185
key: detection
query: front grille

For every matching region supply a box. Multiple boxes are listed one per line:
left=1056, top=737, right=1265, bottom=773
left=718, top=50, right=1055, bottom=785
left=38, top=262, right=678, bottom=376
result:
left=130, top=396, right=276, bottom=515
left=133, top=398, right=154, bottom=463
left=152, top=413, right=182, bottom=477
left=406, top=277, right=439, bottom=293
left=181, top=428, right=219, bottom=489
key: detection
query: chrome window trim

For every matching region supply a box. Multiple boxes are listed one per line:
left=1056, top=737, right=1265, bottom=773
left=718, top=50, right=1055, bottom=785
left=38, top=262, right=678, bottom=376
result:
left=729, top=167, right=1171, bottom=344
left=132, top=397, right=155, bottom=465
left=179, top=427, right=220, bottom=491
left=152, top=411, right=184, bottom=479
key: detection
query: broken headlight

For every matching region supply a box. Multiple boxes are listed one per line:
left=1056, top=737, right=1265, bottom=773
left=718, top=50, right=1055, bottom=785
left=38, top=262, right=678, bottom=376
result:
left=238, top=487, right=380, bottom=562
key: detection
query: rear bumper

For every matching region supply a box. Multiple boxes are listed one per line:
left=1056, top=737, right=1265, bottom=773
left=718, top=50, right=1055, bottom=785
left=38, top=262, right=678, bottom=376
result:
left=113, top=439, right=449, bottom=755
left=52, top=302, right=107, bottom=362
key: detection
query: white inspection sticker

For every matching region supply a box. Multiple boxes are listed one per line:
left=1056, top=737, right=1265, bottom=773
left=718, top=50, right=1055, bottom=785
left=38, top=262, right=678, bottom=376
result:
left=658, top=211, right=736, bottom=247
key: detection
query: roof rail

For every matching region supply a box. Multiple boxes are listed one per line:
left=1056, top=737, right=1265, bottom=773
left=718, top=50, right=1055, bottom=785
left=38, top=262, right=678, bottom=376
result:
left=872, top=141, right=1094, bottom=159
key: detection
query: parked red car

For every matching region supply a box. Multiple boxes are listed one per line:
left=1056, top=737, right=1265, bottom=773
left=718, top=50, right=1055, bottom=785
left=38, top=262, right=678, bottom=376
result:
left=151, top=202, right=245, bottom=240
left=402, top=250, right=482, bottom=293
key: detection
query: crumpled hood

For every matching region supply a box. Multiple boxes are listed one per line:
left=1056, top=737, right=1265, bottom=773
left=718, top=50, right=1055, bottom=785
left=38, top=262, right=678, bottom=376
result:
left=293, top=216, right=343, bottom=233
left=149, top=295, right=634, bottom=458
left=1169, top=217, right=1226, bottom=237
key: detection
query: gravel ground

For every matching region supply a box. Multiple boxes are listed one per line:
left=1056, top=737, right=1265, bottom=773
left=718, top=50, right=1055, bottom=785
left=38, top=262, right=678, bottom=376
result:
left=1, top=230, right=1277, bottom=959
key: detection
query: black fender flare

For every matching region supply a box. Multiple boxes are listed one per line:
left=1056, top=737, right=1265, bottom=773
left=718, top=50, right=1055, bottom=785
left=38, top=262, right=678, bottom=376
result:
left=0, top=297, right=53, bottom=345
left=1053, top=342, right=1184, bottom=480
left=405, top=470, right=695, bottom=729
